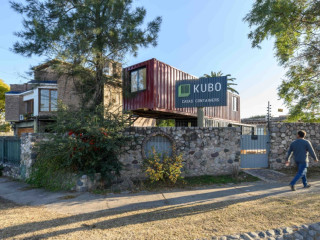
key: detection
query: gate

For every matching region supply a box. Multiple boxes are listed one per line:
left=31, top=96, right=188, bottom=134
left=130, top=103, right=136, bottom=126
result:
left=240, top=134, right=269, bottom=168
left=0, top=137, right=21, bottom=166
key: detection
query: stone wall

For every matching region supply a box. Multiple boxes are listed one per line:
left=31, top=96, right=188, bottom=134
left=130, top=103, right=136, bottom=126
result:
left=1, top=163, right=20, bottom=179
left=119, top=127, right=241, bottom=179
left=15, top=127, right=241, bottom=181
left=20, top=133, right=44, bottom=179
left=269, top=122, right=320, bottom=169
left=215, top=222, right=320, bottom=240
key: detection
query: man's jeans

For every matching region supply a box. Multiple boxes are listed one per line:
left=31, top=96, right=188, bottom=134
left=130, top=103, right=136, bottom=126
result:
left=290, top=163, right=308, bottom=186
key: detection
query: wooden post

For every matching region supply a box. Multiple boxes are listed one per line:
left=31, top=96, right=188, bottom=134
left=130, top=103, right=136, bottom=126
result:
left=197, top=107, right=205, bottom=127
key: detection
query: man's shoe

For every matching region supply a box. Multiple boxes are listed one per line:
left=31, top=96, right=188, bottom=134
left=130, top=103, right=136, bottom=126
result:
left=304, top=184, right=311, bottom=188
left=289, top=184, right=296, bottom=191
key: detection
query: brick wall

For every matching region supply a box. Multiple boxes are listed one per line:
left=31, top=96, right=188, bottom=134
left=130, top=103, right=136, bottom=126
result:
left=5, top=95, right=24, bottom=121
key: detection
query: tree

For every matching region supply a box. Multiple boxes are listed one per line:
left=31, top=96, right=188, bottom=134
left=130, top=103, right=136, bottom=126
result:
left=0, top=79, right=10, bottom=114
left=244, top=0, right=320, bottom=122
left=202, top=71, right=239, bottom=94
left=11, top=0, right=162, bottom=108
left=28, top=104, right=132, bottom=190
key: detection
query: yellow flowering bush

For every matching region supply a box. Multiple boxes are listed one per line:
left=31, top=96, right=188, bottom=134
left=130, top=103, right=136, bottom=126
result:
left=144, top=147, right=184, bottom=185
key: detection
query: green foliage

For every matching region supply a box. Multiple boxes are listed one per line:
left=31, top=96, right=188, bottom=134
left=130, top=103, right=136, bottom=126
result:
left=143, top=147, right=184, bottom=185
left=11, top=0, right=162, bottom=107
left=202, top=71, right=239, bottom=94
left=0, top=123, right=11, bottom=132
left=0, top=79, right=10, bottom=117
left=244, top=0, right=320, bottom=122
left=28, top=104, right=131, bottom=190
left=157, top=119, right=175, bottom=127
left=184, top=172, right=259, bottom=186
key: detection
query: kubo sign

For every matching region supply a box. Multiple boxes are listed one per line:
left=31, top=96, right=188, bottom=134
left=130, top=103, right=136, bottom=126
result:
left=175, top=77, right=227, bottom=108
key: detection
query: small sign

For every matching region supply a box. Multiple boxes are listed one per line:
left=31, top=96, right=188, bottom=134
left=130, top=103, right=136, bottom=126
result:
left=175, top=77, right=227, bottom=108
left=278, top=108, right=283, bottom=112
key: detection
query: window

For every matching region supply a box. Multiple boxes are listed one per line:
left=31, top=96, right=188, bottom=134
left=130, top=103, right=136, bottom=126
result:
left=144, top=135, right=173, bottom=159
left=104, top=64, right=111, bottom=75
left=131, top=67, right=146, bottom=92
left=25, top=100, right=34, bottom=114
left=39, top=89, right=58, bottom=112
left=232, top=96, right=238, bottom=111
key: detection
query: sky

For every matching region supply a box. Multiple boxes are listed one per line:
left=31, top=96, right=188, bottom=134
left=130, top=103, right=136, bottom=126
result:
left=0, top=0, right=288, bottom=118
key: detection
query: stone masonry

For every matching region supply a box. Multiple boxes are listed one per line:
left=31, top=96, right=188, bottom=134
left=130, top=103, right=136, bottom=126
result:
left=119, top=127, right=241, bottom=180
left=269, top=122, right=320, bottom=169
left=14, top=127, right=241, bottom=181
left=211, top=222, right=320, bottom=240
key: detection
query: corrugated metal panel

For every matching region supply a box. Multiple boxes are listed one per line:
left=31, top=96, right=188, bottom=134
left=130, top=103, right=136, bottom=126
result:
left=123, top=58, right=240, bottom=122
left=123, top=59, right=155, bottom=111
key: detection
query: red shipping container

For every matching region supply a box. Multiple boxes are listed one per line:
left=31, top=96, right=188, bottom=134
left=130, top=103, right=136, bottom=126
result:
left=123, top=58, right=240, bottom=123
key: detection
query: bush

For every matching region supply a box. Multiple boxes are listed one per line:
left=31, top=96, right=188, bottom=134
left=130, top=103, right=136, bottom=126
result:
left=0, top=123, right=11, bottom=132
left=28, top=104, right=131, bottom=190
left=143, top=147, right=184, bottom=185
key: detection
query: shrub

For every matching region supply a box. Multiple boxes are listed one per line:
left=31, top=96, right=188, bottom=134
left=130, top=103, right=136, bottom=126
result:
left=144, top=147, right=184, bottom=185
left=28, top=104, right=131, bottom=190
left=0, top=123, right=11, bottom=132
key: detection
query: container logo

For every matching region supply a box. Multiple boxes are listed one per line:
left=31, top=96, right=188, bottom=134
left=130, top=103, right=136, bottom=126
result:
left=178, top=84, right=191, bottom=97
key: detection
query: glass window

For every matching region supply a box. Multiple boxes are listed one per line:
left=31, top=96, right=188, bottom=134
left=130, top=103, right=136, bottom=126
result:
left=40, top=89, right=50, bottom=112
left=131, top=68, right=146, bottom=92
left=25, top=100, right=34, bottom=114
left=232, top=96, right=238, bottom=111
left=40, top=89, right=58, bottom=112
left=50, top=90, right=58, bottom=111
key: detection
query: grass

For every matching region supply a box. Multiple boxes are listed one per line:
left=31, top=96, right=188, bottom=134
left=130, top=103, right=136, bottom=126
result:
left=1, top=192, right=320, bottom=239
left=279, top=166, right=320, bottom=176
left=91, top=172, right=260, bottom=195
left=184, top=172, right=260, bottom=186
left=131, top=172, right=260, bottom=192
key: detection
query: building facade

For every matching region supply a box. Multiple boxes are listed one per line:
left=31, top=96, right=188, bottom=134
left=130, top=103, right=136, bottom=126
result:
left=5, top=61, right=155, bottom=136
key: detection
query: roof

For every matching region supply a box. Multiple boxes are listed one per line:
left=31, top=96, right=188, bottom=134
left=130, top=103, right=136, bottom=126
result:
left=27, top=80, right=57, bottom=84
left=5, top=91, right=22, bottom=95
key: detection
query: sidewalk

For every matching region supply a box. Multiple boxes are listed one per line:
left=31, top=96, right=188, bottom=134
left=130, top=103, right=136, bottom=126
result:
left=1, top=177, right=320, bottom=215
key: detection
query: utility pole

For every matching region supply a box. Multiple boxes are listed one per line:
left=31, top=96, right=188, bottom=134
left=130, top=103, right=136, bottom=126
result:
left=267, top=101, right=272, bottom=133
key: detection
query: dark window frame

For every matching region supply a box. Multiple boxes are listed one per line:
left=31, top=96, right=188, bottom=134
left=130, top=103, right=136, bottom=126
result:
left=25, top=99, right=34, bottom=114
left=130, top=67, right=147, bottom=93
left=39, top=88, right=58, bottom=112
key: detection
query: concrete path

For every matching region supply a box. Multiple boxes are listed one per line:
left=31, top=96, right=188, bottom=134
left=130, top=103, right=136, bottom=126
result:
left=1, top=177, right=320, bottom=215
left=243, top=169, right=288, bottom=183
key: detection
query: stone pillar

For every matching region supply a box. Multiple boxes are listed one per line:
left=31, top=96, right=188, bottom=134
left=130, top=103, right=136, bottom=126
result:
left=197, top=107, right=204, bottom=127
left=33, top=118, right=38, bottom=133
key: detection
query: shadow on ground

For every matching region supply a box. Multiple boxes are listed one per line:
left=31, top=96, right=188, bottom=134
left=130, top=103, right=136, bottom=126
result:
left=0, top=183, right=295, bottom=239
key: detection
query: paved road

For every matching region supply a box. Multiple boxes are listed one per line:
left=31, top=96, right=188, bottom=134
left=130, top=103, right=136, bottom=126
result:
left=1, top=176, right=320, bottom=215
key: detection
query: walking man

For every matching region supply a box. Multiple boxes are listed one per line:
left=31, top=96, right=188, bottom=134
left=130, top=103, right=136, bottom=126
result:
left=285, top=130, right=319, bottom=191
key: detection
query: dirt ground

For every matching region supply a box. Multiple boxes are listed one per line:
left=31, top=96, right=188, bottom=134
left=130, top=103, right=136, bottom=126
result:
left=1, top=192, right=320, bottom=240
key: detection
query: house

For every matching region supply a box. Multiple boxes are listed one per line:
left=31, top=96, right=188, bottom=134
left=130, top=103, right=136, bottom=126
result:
left=5, top=61, right=155, bottom=136
left=123, top=58, right=241, bottom=127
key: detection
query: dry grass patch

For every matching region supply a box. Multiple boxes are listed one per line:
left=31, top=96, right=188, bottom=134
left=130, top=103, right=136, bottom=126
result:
left=1, top=193, right=320, bottom=240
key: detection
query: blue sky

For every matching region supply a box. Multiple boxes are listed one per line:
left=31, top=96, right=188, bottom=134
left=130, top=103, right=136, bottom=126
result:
left=0, top=0, right=287, bottom=118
